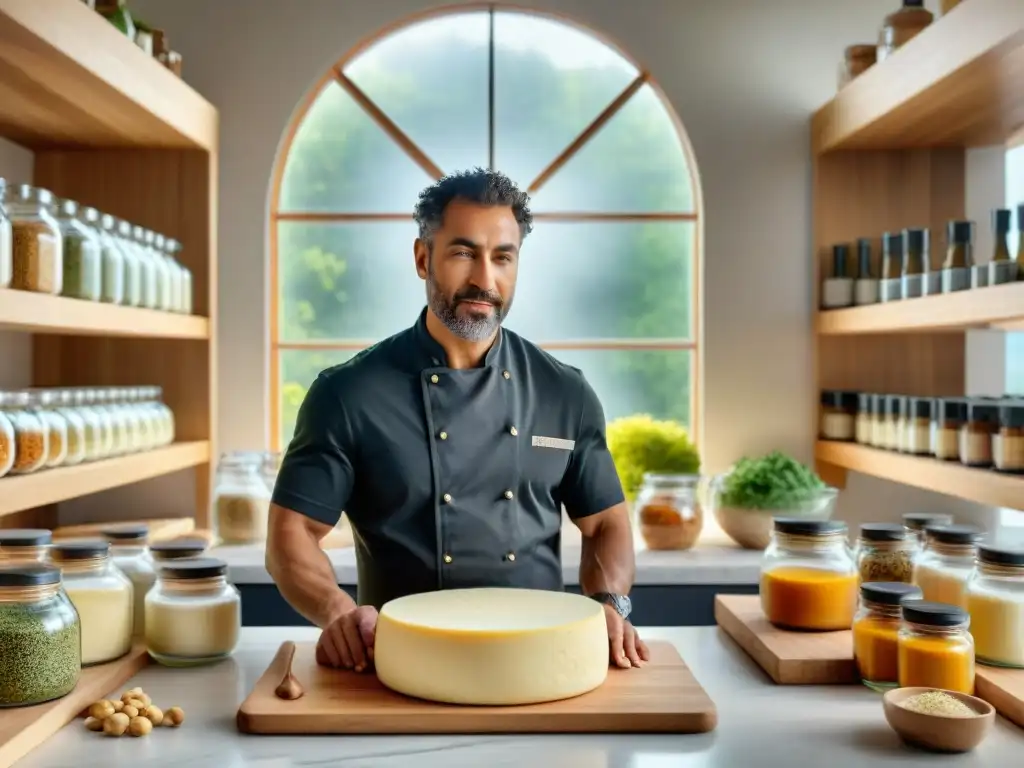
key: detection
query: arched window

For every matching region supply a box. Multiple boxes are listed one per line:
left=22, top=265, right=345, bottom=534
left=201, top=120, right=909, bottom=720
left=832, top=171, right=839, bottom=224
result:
left=270, top=7, right=701, bottom=450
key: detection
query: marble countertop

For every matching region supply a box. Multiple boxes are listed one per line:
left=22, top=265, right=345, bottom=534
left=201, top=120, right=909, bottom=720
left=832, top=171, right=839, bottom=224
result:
left=214, top=544, right=762, bottom=586
left=20, top=626, right=1024, bottom=767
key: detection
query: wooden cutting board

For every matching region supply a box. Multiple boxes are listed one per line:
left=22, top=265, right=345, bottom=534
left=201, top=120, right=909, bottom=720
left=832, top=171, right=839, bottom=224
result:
left=976, top=666, right=1024, bottom=729
left=236, top=640, right=717, bottom=734
left=715, top=594, right=857, bottom=684
left=0, top=644, right=149, bottom=768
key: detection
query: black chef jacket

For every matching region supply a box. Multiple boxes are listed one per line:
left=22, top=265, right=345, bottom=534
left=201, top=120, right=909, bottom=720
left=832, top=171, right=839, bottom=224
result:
left=272, top=307, right=625, bottom=609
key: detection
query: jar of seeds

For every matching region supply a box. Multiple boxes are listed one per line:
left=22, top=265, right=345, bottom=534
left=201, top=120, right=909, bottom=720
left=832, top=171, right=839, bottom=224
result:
left=7, top=185, right=63, bottom=295
left=0, top=177, right=12, bottom=289
left=1, top=391, right=48, bottom=475
left=0, top=399, right=14, bottom=478
left=27, top=389, right=69, bottom=469
left=857, top=523, right=916, bottom=583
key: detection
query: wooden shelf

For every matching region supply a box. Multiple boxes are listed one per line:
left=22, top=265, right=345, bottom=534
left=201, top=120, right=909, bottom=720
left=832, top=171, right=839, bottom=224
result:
left=0, top=441, right=210, bottom=518
left=817, top=281, right=1024, bottom=335
left=812, top=0, right=1024, bottom=153
left=816, top=441, right=1022, bottom=510
left=0, top=289, right=210, bottom=339
left=53, top=517, right=198, bottom=542
left=0, top=0, right=217, bottom=150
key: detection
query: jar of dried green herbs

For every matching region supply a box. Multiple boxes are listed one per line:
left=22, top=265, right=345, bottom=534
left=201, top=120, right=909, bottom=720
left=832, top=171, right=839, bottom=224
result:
left=56, top=198, right=101, bottom=301
left=0, top=563, right=81, bottom=708
left=856, top=523, right=917, bottom=583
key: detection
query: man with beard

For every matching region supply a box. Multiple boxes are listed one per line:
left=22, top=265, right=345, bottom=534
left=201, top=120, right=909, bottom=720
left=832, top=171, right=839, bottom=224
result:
left=266, top=168, right=647, bottom=675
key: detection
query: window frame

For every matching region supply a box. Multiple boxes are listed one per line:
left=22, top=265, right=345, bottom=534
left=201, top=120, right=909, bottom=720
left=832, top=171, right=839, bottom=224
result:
left=267, top=4, right=703, bottom=451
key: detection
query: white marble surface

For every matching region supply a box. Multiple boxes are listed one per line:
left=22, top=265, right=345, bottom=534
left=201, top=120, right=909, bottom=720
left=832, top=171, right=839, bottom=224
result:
left=17, top=626, right=1024, bottom=767
left=216, top=544, right=762, bottom=586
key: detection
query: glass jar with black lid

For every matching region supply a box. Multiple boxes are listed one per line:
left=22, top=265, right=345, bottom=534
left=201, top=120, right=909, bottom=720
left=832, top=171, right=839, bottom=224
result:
left=880, top=232, right=903, bottom=303
left=901, top=227, right=929, bottom=299
left=869, top=394, right=886, bottom=447
left=902, top=512, right=953, bottom=547
left=853, top=581, right=923, bottom=691
left=855, top=393, right=873, bottom=445
left=102, top=523, right=155, bottom=637
left=994, top=400, right=1024, bottom=473
left=914, top=523, right=984, bottom=609
left=857, top=523, right=915, bottom=583
left=898, top=600, right=974, bottom=694
left=960, top=399, right=999, bottom=468
left=942, top=220, right=974, bottom=293
left=932, top=398, right=966, bottom=461
left=819, top=390, right=857, bottom=441
left=966, top=544, right=1024, bottom=668
left=885, top=395, right=905, bottom=451
left=0, top=529, right=52, bottom=566
left=903, top=397, right=933, bottom=456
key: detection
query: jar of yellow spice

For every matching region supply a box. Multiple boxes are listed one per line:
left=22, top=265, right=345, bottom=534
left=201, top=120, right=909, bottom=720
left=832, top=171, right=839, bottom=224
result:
left=898, top=599, right=974, bottom=695
left=853, top=581, right=922, bottom=691
left=1, top=391, right=48, bottom=475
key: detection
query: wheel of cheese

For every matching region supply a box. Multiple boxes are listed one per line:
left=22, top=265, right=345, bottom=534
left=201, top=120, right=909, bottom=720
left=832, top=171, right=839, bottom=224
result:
left=373, top=587, right=609, bottom=706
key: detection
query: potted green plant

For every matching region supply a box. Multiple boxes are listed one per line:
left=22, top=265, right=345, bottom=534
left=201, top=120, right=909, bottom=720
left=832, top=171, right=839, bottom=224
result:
left=708, top=450, right=838, bottom=549
left=607, top=415, right=703, bottom=550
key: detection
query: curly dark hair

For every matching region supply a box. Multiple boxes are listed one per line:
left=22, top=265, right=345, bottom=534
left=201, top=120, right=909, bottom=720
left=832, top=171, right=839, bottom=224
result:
left=413, top=167, right=534, bottom=247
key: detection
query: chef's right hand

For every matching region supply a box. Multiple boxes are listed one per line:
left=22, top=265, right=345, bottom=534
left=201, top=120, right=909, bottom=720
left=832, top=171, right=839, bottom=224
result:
left=316, top=605, right=378, bottom=672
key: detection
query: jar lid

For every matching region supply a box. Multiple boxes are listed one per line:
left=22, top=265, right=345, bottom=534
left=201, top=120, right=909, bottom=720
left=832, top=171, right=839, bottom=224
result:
left=857, top=393, right=873, bottom=412
left=859, top=523, right=907, bottom=542
left=902, top=512, right=953, bottom=531
left=966, top=400, right=1000, bottom=423
left=820, top=390, right=858, bottom=409
left=924, top=523, right=983, bottom=545
left=159, top=557, right=228, bottom=580
left=861, top=582, right=922, bottom=605
left=947, top=220, right=974, bottom=244
left=101, top=523, right=149, bottom=541
left=908, top=397, right=933, bottom=419
left=977, top=545, right=1024, bottom=567
left=901, top=600, right=968, bottom=627
left=0, top=563, right=61, bottom=587
left=51, top=539, right=110, bottom=560
left=935, top=398, right=968, bottom=422
left=0, top=529, right=52, bottom=547
left=903, top=228, right=929, bottom=251
left=149, top=539, right=208, bottom=559
left=999, top=402, right=1024, bottom=429
left=773, top=518, right=846, bottom=536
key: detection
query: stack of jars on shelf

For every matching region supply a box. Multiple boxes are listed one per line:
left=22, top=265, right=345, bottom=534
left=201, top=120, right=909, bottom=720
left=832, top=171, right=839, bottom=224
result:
left=818, top=390, right=1024, bottom=474
left=211, top=450, right=281, bottom=547
left=0, top=178, right=193, bottom=315
left=0, top=386, right=175, bottom=479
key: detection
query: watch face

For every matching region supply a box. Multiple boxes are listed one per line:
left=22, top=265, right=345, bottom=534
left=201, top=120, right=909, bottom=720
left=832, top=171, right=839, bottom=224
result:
left=613, top=594, right=632, bottom=617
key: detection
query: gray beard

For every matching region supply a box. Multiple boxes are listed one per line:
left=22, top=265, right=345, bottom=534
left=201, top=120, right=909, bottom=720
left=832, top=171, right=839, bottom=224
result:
left=426, top=260, right=510, bottom=342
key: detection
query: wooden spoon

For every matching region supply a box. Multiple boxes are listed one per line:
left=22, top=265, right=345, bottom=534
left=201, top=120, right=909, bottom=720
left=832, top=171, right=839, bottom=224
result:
left=273, top=641, right=304, bottom=700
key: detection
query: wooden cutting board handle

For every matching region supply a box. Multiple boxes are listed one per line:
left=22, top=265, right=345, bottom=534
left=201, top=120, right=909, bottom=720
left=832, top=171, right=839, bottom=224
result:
left=273, top=641, right=304, bottom=700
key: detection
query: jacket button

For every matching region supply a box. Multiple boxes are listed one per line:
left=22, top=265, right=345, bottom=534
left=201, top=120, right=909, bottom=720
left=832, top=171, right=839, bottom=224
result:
left=439, top=431, right=448, bottom=440
left=509, top=426, right=518, bottom=436
left=443, top=553, right=453, bottom=564
left=506, top=552, right=516, bottom=562
left=503, top=489, right=514, bottom=500
left=443, top=493, right=452, bottom=503
left=503, top=370, right=511, bottom=380
left=430, top=374, right=439, bottom=384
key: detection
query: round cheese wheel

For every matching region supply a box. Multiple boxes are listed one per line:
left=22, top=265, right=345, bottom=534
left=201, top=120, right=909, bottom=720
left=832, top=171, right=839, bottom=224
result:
left=374, top=587, right=609, bottom=705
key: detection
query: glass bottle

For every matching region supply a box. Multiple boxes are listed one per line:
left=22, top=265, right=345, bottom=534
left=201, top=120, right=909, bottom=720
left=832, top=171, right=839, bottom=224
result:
left=855, top=393, right=873, bottom=445
left=53, top=388, right=86, bottom=466
left=857, top=523, right=916, bottom=583
left=634, top=473, right=703, bottom=551
left=960, top=399, right=998, bottom=468
left=27, top=389, right=68, bottom=469
left=147, top=231, right=171, bottom=311
left=760, top=518, right=857, bottom=631
left=0, top=177, right=12, bottom=289
left=902, top=512, right=953, bottom=548
left=88, top=388, right=115, bottom=459
left=898, top=600, right=974, bottom=694
left=0, top=394, right=13, bottom=479
left=838, top=44, right=876, bottom=89
left=116, top=219, right=142, bottom=307
left=904, top=397, right=933, bottom=456
left=102, top=524, right=156, bottom=638
left=853, top=238, right=878, bottom=306
left=71, top=387, right=103, bottom=462
left=145, top=557, right=241, bottom=667
left=932, top=397, right=965, bottom=461
left=0, top=529, right=52, bottom=566
left=853, top=581, right=922, bottom=691
left=54, top=199, right=101, bottom=302
left=157, top=234, right=183, bottom=312
left=990, top=208, right=1016, bottom=285
left=213, top=452, right=273, bottom=546
left=913, top=523, right=983, bottom=608
left=994, top=400, right=1024, bottom=473
left=7, top=184, right=63, bottom=295
left=880, top=232, right=903, bottom=302
left=49, top=540, right=133, bottom=666
left=166, top=238, right=191, bottom=313
left=878, top=0, right=934, bottom=62
left=2, top=390, right=48, bottom=475
left=900, top=228, right=927, bottom=299
left=96, top=212, right=125, bottom=305
left=942, top=220, right=974, bottom=293
left=0, top=564, right=81, bottom=708
left=134, top=224, right=158, bottom=309
left=966, top=545, right=1024, bottom=668
left=150, top=386, right=175, bottom=446
left=822, top=244, right=854, bottom=309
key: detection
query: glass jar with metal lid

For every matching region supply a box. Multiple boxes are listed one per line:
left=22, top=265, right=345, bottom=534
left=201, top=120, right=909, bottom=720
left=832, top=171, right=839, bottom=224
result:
left=70, top=388, right=104, bottom=462
left=888, top=395, right=906, bottom=451
left=145, top=557, right=241, bottom=667
left=960, top=399, right=999, bottom=468
left=0, top=394, right=14, bottom=479
left=932, top=398, right=965, bottom=461
left=855, top=393, right=873, bottom=445
left=133, top=224, right=158, bottom=309
left=166, top=238, right=190, bottom=313
left=898, top=600, right=974, bottom=694
left=116, top=219, right=142, bottom=307
left=27, top=389, right=68, bottom=469
left=6, top=184, right=63, bottom=295
left=869, top=394, right=885, bottom=447
left=102, top=523, right=155, bottom=637
left=145, top=386, right=175, bottom=446
left=49, top=540, right=133, bottom=666
left=994, top=400, right=1024, bottom=474
left=634, top=473, right=703, bottom=551
left=148, top=539, right=209, bottom=563
left=853, top=581, right=922, bottom=691
left=0, top=177, right=12, bottom=288
left=96, top=212, right=125, bottom=305
left=122, top=387, right=149, bottom=451
left=819, top=391, right=857, bottom=441
left=99, top=388, right=131, bottom=456
left=213, top=452, right=272, bottom=546
left=0, top=563, right=80, bottom=708
left=54, top=198, right=101, bottom=302
left=144, top=230, right=169, bottom=311
left=903, top=397, right=933, bottom=456
left=52, top=388, right=86, bottom=466
left=2, top=390, right=48, bottom=475
left=902, top=512, right=953, bottom=547
left=856, top=523, right=916, bottom=583
left=760, top=518, right=858, bottom=631
left=913, top=524, right=983, bottom=609
left=0, top=529, right=52, bottom=566
left=965, top=544, right=1024, bottom=668
left=86, top=388, right=115, bottom=459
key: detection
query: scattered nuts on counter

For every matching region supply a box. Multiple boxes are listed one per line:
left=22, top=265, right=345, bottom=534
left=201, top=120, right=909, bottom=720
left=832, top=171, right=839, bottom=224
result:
left=103, top=712, right=130, bottom=737
left=128, top=716, right=153, bottom=737
left=111, top=699, right=124, bottom=712
left=142, top=704, right=164, bottom=725
left=81, top=688, right=184, bottom=738
left=88, top=700, right=115, bottom=720
left=84, top=717, right=104, bottom=732
left=165, top=706, right=185, bottom=727
left=122, top=704, right=139, bottom=718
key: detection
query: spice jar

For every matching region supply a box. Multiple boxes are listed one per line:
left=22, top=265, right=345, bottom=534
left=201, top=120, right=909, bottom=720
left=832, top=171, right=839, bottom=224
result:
left=0, top=177, right=12, bottom=289
left=821, top=244, right=854, bottom=308
left=854, top=238, right=879, bottom=306
left=50, top=540, right=133, bottom=666
left=0, top=529, right=52, bottom=566
left=97, top=388, right=130, bottom=457
left=52, top=388, right=86, bottom=466
left=6, top=184, right=63, bottom=295
left=121, top=387, right=148, bottom=452
left=994, top=400, right=1024, bottom=473
left=838, top=44, right=877, bottom=90
left=932, top=397, right=965, bottom=461
left=901, top=228, right=928, bottom=300
left=134, top=224, right=158, bottom=309
left=145, top=557, right=241, bottom=667
left=879, top=232, right=903, bottom=303
left=853, top=581, right=922, bottom=691
left=894, top=395, right=909, bottom=452
left=97, top=212, right=125, bottom=305
left=869, top=394, right=885, bottom=447
left=634, top=473, right=703, bottom=551
left=883, top=395, right=902, bottom=451
left=55, top=199, right=101, bottom=302
left=855, top=393, right=873, bottom=445
left=102, top=523, right=156, bottom=637
left=167, top=238, right=191, bottom=314
left=0, top=564, right=80, bottom=708
left=0, top=395, right=14, bottom=479
left=819, top=391, right=857, bottom=441
left=898, top=600, right=974, bottom=694
left=913, top=524, right=983, bottom=609
left=147, top=386, right=175, bottom=446
left=152, top=232, right=173, bottom=311
left=903, top=397, right=933, bottom=456
left=760, top=518, right=858, bottom=631
left=965, top=545, right=1024, bottom=668
left=28, top=389, right=68, bottom=469
left=942, top=220, right=974, bottom=293
left=2, top=390, right=48, bottom=475
left=878, top=0, right=934, bottom=62
left=857, top=523, right=915, bottom=583
left=116, top=219, right=142, bottom=307
left=960, top=399, right=998, bottom=468
left=213, top=452, right=273, bottom=546
left=988, top=208, right=1017, bottom=286
left=149, top=539, right=209, bottom=563
left=902, top=512, right=953, bottom=547
left=71, top=388, right=103, bottom=462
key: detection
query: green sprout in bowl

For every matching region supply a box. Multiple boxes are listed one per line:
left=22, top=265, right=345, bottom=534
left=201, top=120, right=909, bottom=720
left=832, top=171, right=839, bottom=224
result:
left=719, top=451, right=826, bottom=511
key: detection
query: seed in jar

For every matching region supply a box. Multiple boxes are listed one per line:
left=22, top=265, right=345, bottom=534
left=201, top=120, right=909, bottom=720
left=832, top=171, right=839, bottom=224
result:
left=859, top=550, right=913, bottom=582
left=128, top=716, right=153, bottom=737
left=103, top=712, right=130, bottom=737
left=12, top=431, right=46, bottom=472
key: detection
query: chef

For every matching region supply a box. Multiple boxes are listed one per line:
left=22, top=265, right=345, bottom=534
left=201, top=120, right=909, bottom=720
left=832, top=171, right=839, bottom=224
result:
left=266, top=168, right=648, bottom=674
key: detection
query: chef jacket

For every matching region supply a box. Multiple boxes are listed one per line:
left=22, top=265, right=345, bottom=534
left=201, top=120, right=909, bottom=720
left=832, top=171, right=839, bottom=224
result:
left=272, top=307, right=625, bottom=610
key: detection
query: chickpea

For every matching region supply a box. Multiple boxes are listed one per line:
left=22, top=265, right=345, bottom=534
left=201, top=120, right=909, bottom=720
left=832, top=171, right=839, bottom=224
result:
left=142, top=705, right=164, bottom=726
left=128, top=716, right=153, bottom=737
left=164, top=706, right=185, bottom=727
left=122, top=705, right=139, bottom=718
left=103, top=713, right=130, bottom=737
left=84, top=717, right=104, bottom=732
left=125, top=698, right=146, bottom=711
left=111, top=700, right=125, bottom=712
left=88, top=700, right=115, bottom=720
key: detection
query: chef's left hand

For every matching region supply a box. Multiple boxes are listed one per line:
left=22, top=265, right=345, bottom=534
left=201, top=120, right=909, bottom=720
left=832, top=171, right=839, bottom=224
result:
left=604, top=604, right=649, bottom=668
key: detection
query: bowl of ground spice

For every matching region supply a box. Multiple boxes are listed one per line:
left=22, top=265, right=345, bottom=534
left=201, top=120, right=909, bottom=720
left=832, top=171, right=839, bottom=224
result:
left=882, top=687, right=994, bottom=753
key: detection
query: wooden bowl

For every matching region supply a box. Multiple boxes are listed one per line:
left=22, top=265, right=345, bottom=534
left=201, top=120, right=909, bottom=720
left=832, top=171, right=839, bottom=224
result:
left=882, top=687, right=995, bottom=753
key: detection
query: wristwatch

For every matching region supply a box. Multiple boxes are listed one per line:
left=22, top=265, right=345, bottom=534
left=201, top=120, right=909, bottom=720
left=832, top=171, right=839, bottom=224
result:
left=589, top=591, right=632, bottom=620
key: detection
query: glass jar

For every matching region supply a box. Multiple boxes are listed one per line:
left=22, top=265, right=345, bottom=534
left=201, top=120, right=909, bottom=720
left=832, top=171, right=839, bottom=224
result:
left=760, top=518, right=858, bottom=631
left=146, top=386, right=174, bottom=446
left=116, top=219, right=142, bottom=307
left=146, top=230, right=170, bottom=311
left=213, top=452, right=272, bottom=545
left=903, top=397, right=933, bottom=456
left=853, top=581, right=922, bottom=691
left=149, top=539, right=209, bottom=563
left=855, top=393, right=873, bottom=445
left=134, top=224, right=158, bottom=309
left=633, top=473, right=703, bottom=551
left=856, top=523, right=916, bottom=583
left=913, top=524, right=983, bottom=609
left=932, top=397, right=964, bottom=461
left=96, top=212, right=125, bottom=305
left=154, top=233, right=179, bottom=312
left=966, top=545, right=1024, bottom=668
left=123, top=387, right=150, bottom=451
left=869, top=394, right=885, bottom=448
left=898, top=599, right=974, bottom=694
left=90, top=388, right=117, bottom=459
left=0, top=394, right=14, bottom=479
left=49, top=540, right=133, bottom=666
left=55, top=199, right=101, bottom=302
left=145, top=557, right=241, bottom=667
left=837, top=44, right=876, bottom=89
left=52, top=388, right=86, bottom=466
left=0, top=564, right=80, bottom=708
left=27, top=388, right=68, bottom=469
left=7, top=184, right=63, bottom=295
left=888, top=395, right=905, bottom=452
left=166, top=238, right=189, bottom=313
left=260, top=450, right=283, bottom=490
left=960, top=399, right=998, bottom=468
left=3, top=390, right=48, bottom=474
left=994, top=401, right=1024, bottom=473
left=0, top=529, right=52, bottom=566
left=0, top=177, right=12, bottom=288
left=71, top=388, right=104, bottom=462
left=102, top=524, right=156, bottom=638
left=819, top=390, right=856, bottom=441
left=878, top=0, right=934, bottom=62
left=902, top=512, right=953, bottom=548
left=99, top=388, right=130, bottom=456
